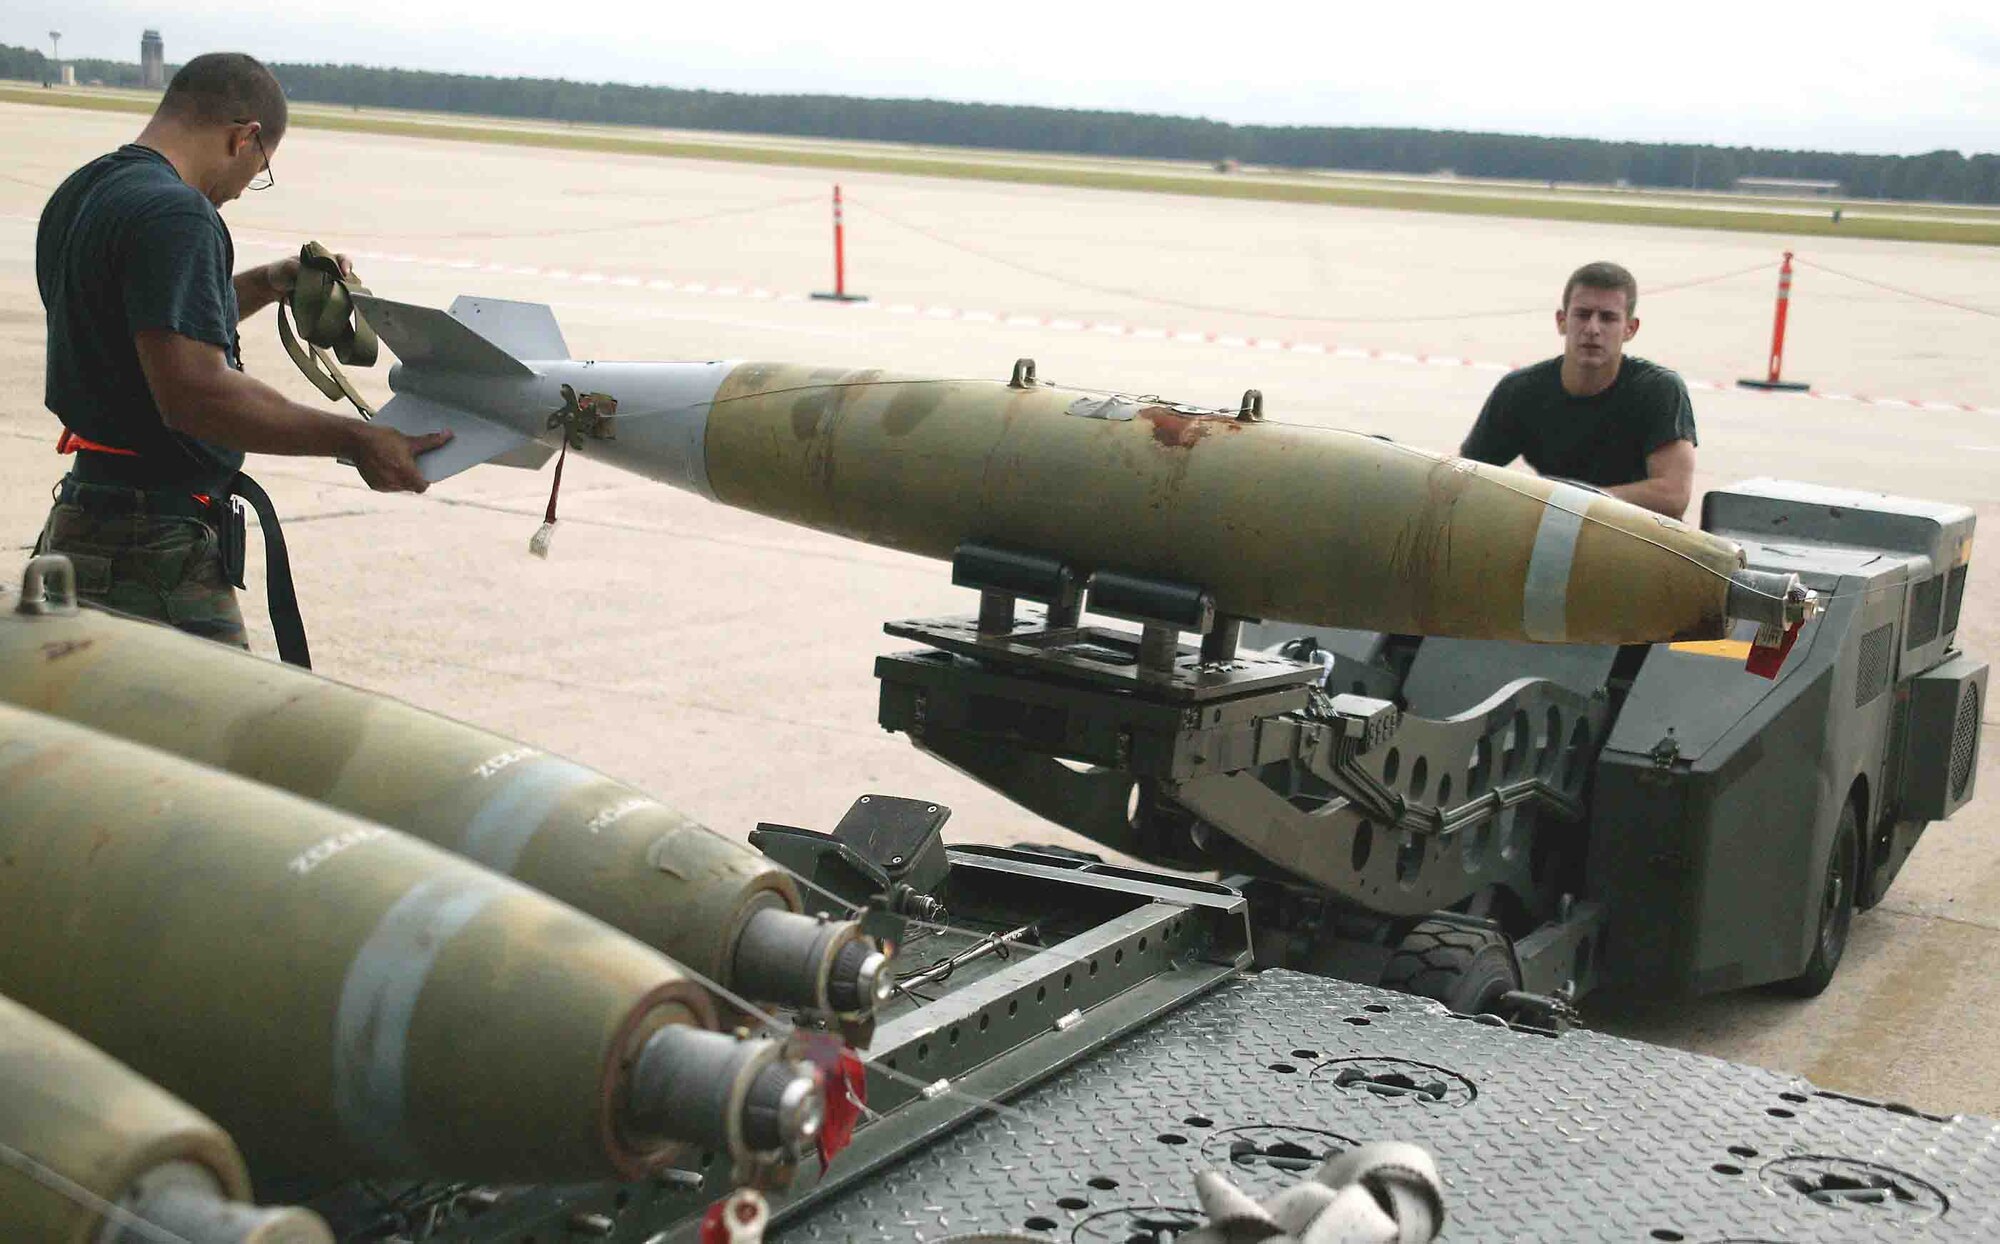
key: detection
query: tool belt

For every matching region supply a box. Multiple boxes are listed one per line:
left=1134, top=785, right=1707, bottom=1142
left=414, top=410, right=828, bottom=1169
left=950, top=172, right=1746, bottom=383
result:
left=58, top=452, right=312, bottom=669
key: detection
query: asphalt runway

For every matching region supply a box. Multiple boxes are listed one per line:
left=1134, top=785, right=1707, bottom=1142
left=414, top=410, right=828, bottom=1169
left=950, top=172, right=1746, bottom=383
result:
left=4, top=101, right=1997, bottom=1117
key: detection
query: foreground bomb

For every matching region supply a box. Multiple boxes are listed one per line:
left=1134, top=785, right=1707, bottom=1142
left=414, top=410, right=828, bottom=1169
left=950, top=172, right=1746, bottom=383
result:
left=0, top=558, right=890, bottom=1026
left=0, top=993, right=330, bottom=1244
left=353, top=294, right=1809, bottom=644
left=0, top=701, right=827, bottom=1185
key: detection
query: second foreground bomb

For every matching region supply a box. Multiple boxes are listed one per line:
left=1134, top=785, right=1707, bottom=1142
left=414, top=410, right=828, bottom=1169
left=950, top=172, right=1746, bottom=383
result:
left=356, top=294, right=1803, bottom=644
left=0, top=559, right=890, bottom=1024
left=0, top=992, right=330, bottom=1244
left=0, top=702, right=824, bottom=1185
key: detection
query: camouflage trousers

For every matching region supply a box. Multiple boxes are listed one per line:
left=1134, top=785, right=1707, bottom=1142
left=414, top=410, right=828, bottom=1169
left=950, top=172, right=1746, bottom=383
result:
left=36, top=492, right=249, bottom=649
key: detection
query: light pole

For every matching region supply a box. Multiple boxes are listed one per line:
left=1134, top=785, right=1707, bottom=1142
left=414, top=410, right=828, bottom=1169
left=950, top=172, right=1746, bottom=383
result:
left=47, top=31, right=60, bottom=87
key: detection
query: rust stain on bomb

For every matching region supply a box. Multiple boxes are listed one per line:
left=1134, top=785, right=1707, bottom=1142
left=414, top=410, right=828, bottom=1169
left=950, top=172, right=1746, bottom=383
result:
left=1141, top=407, right=1243, bottom=450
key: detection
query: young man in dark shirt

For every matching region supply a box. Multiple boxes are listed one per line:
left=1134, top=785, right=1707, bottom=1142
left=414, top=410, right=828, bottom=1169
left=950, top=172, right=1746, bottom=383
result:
left=35, top=51, right=448, bottom=654
left=1458, top=262, right=1697, bottom=520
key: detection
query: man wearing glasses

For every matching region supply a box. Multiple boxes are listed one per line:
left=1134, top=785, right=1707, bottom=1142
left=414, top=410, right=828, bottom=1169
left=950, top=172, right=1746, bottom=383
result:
left=34, top=51, right=447, bottom=658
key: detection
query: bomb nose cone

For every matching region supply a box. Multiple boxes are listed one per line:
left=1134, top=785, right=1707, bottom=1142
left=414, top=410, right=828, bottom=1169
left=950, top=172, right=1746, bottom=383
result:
left=625, top=1026, right=827, bottom=1160
left=731, top=908, right=891, bottom=1016
left=746, top=1059, right=825, bottom=1151
left=1726, top=568, right=1819, bottom=627
left=110, top=1165, right=332, bottom=1244
left=850, top=947, right=895, bottom=1012
left=826, top=939, right=895, bottom=1014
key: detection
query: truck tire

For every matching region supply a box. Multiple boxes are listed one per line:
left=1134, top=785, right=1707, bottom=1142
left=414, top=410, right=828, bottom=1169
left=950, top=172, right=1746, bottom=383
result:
left=1773, top=801, right=1859, bottom=998
left=1380, top=920, right=1521, bottom=1014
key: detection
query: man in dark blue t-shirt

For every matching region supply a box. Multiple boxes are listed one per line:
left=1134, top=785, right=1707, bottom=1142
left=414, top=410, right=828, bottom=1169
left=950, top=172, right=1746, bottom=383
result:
left=1458, top=262, right=1698, bottom=519
left=35, top=51, right=448, bottom=652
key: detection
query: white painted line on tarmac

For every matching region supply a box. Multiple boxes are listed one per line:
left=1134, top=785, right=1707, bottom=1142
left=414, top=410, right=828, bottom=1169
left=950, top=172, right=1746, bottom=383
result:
left=15, top=213, right=1987, bottom=418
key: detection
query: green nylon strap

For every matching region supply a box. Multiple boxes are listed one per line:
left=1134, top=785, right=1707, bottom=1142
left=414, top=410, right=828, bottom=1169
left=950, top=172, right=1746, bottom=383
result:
left=278, top=241, right=379, bottom=420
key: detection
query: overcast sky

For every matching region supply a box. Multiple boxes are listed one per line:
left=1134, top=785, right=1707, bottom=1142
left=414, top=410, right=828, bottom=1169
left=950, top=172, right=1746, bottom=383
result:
left=17, top=2, right=2000, bottom=155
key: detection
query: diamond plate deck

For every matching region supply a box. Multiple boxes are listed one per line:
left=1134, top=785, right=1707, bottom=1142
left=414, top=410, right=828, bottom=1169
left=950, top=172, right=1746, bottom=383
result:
left=778, top=971, right=2000, bottom=1243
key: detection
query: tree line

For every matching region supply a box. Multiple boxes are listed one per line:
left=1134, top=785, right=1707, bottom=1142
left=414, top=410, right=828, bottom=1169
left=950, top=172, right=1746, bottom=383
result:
left=6, top=44, right=1996, bottom=205
left=1, top=43, right=152, bottom=90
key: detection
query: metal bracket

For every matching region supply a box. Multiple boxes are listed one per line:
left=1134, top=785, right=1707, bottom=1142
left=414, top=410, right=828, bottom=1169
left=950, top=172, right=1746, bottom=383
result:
left=953, top=542, right=1083, bottom=632
left=1089, top=569, right=1218, bottom=678
left=546, top=383, right=618, bottom=446
left=17, top=555, right=77, bottom=617
left=1200, top=616, right=1245, bottom=664
left=1008, top=358, right=1038, bottom=389
left=748, top=792, right=955, bottom=930
left=1493, top=985, right=1578, bottom=1035
left=1649, top=729, right=1682, bottom=769
left=832, top=795, right=952, bottom=894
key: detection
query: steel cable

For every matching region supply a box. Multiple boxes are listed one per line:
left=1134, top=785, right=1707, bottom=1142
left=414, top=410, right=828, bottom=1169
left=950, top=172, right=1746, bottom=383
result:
left=846, top=197, right=1773, bottom=324
left=327, top=193, right=827, bottom=243
left=484, top=370, right=1837, bottom=614
left=0, top=1140, right=197, bottom=1244
left=1791, top=256, right=1999, bottom=319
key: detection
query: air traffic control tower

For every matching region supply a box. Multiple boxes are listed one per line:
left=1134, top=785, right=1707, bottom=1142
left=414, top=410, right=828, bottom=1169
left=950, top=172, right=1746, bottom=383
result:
left=141, top=31, right=164, bottom=89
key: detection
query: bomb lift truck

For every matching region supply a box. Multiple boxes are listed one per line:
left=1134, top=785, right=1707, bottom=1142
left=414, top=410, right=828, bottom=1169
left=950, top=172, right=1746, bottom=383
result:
left=872, top=477, right=1984, bottom=1009
left=412, top=476, right=2000, bottom=1244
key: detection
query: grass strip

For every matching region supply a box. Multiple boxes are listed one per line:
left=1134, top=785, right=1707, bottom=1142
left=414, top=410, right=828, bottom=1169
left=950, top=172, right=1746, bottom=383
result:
left=5, top=85, right=1994, bottom=247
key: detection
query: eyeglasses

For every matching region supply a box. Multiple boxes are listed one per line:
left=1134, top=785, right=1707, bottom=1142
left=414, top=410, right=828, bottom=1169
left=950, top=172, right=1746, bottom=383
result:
left=248, top=128, right=274, bottom=192
left=234, top=120, right=274, bottom=192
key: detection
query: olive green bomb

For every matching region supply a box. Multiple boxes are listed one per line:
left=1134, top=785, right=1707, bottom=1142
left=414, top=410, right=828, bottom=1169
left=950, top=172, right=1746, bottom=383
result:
left=0, top=992, right=330, bottom=1244
left=0, top=700, right=725, bottom=1185
left=0, top=559, right=885, bottom=1026
left=352, top=293, right=1801, bottom=646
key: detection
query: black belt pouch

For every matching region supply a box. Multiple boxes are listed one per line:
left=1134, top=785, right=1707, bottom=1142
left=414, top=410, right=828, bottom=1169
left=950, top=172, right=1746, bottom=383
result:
left=217, top=496, right=248, bottom=590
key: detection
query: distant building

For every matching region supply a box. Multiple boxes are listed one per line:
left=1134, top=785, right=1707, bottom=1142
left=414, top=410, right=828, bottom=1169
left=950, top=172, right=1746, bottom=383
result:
left=141, top=30, right=164, bottom=89
left=1734, top=176, right=1842, bottom=198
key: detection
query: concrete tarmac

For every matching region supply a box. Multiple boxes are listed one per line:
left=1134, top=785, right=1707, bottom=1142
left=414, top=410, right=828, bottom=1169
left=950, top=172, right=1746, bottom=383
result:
left=4, top=102, right=1997, bottom=1117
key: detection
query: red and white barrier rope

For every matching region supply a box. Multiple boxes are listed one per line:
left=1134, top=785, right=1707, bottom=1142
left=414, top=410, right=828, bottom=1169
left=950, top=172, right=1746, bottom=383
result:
left=2, top=211, right=1989, bottom=416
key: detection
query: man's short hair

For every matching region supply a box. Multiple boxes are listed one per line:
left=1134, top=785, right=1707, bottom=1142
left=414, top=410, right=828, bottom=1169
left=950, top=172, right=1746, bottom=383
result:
left=1562, top=261, right=1638, bottom=315
left=157, top=53, right=288, bottom=143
